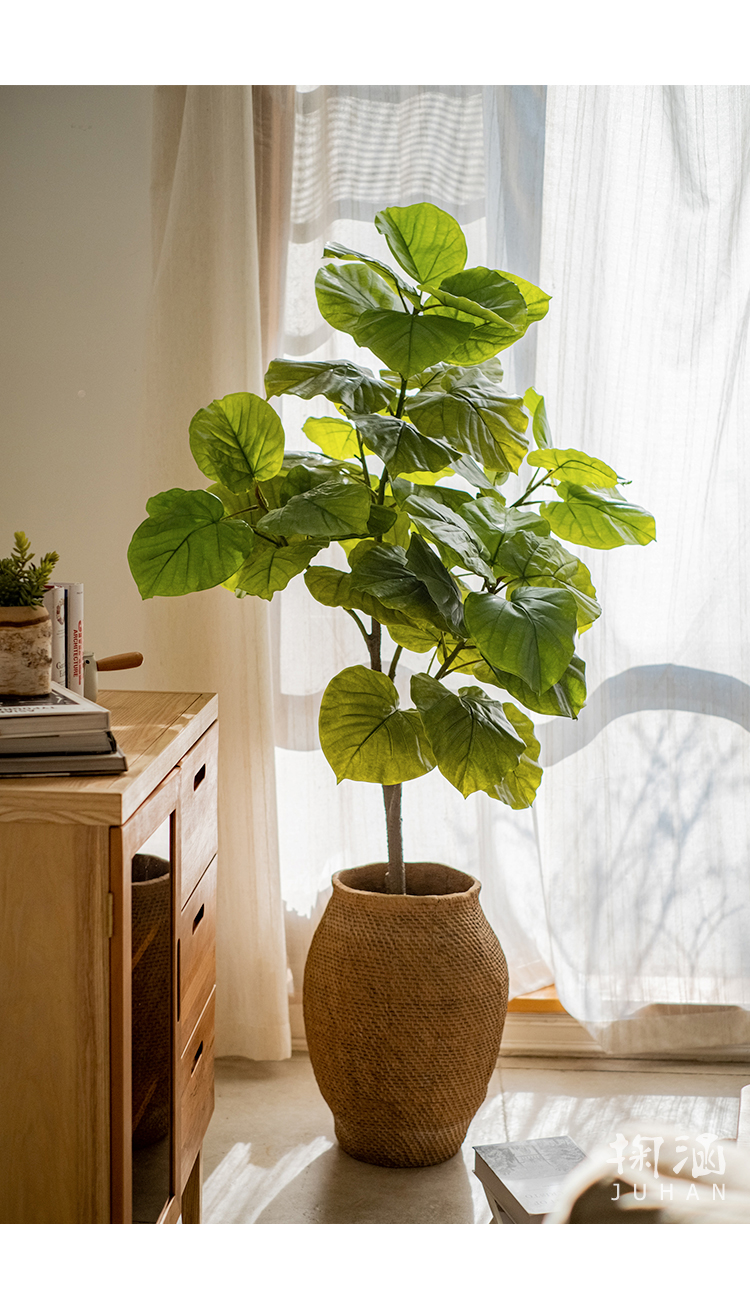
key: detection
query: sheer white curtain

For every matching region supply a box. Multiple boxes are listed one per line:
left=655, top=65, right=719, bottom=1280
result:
left=533, top=86, right=750, bottom=1054
left=143, top=86, right=292, bottom=1059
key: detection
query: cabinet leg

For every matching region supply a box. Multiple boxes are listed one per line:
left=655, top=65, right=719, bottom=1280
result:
left=181, top=1149, right=203, bottom=1224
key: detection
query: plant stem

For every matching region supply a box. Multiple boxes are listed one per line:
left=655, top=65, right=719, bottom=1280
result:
left=368, top=619, right=382, bottom=672
left=395, top=376, right=408, bottom=420
left=435, top=638, right=467, bottom=680
left=382, top=784, right=406, bottom=894
left=387, top=644, right=403, bottom=681
left=344, top=607, right=370, bottom=646
left=512, top=473, right=552, bottom=507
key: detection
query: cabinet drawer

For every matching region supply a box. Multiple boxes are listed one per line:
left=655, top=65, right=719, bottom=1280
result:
left=179, top=722, right=218, bottom=907
left=178, top=856, right=216, bottom=1048
left=179, top=988, right=215, bottom=1185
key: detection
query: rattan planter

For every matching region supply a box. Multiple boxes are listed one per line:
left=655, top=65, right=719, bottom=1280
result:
left=0, top=605, right=52, bottom=695
left=303, top=862, right=509, bottom=1168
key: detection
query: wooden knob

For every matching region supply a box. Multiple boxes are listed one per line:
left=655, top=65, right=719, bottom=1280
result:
left=95, top=651, right=144, bottom=672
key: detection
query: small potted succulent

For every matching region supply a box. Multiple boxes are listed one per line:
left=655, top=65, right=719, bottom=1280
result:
left=128, top=203, right=655, bottom=1166
left=0, top=532, right=59, bottom=696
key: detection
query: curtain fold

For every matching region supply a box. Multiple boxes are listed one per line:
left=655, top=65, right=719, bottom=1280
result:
left=534, top=85, right=750, bottom=1054
left=141, top=86, right=292, bottom=1059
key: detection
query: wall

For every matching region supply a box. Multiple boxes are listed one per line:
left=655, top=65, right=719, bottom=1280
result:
left=0, top=86, right=154, bottom=688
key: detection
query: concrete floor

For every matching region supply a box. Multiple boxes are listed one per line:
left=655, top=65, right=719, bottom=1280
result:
left=200, top=1052, right=750, bottom=1224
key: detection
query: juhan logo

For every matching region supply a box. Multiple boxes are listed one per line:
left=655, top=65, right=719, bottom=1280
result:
left=607, top=1131, right=727, bottom=1204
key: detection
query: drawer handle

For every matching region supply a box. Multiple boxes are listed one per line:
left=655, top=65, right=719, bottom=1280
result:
left=191, top=1041, right=204, bottom=1075
left=192, top=904, right=205, bottom=934
left=193, top=764, right=206, bottom=790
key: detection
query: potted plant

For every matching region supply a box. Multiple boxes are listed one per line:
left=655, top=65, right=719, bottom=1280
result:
left=0, top=532, right=59, bottom=696
left=128, top=202, right=655, bottom=1167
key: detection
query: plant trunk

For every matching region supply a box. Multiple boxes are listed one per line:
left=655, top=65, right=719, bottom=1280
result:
left=382, top=784, right=406, bottom=894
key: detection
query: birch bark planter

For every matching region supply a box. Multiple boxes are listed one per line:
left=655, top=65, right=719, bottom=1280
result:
left=303, top=862, right=509, bottom=1168
left=0, top=605, right=53, bottom=695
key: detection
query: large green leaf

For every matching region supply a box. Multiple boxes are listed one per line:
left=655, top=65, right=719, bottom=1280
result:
left=541, top=484, right=656, bottom=549
left=354, top=414, right=460, bottom=478
left=460, top=498, right=551, bottom=573
left=464, top=586, right=578, bottom=694
left=315, top=262, right=400, bottom=335
left=189, top=393, right=285, bottom=491
left=374, top=203, right=466, bottom=285
left=403, top=494, right=494, bottom=584
left=526, top=447, right=618, bottom=488
left=264, top=358, right=397, bottom=414
left=492, top=704, right=543, bottom=809
left=410, top=674, right=524, bottom=800
left=472, top=653, right=587, bottom=720
left=424, top=267, right=529, bottom=364
left=303, top=416, right=360, bottom=461
left=384, top=619, right=440, bottom=653
left=128, top=489, right=255, bottom=599
left=405, top=534, right=465, bottom=636
left=257, top=480, right=372, bottom=539
left=393, top=480, right=474, bottom=515
left=353, top=308, right=474, bottom=377
left=304, top=564, right=437, bottom=637
left=497, top=270, right=551, bottom=322
left=227, top=539, right=323, bottom=601
left=523, top=388, right=551, bottom=449
left=349, top=544, right=447, bottom=630
left=494, top=530, right=602, bottom=632
left=407, top=379, right=529, bottom=474
left=319, top=665, right=436, bottom=785
left=322, top=241, right=421, bottom=308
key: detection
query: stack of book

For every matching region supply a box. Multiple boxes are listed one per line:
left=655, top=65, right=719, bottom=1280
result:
left=473, top=1135, right=587, bottom=1223
left=0, top=682, right=127, bottom=776
left=43, top=581, right=84, bottom=694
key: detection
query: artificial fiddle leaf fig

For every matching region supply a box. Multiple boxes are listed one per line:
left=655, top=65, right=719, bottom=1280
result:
left=493, top=530, right=602, bottom=632
left=304, top=564, right=426, bottom=634
left=348, top=544, right=448, bottom=631
left=492, top=704, right=543, bottom=809
left=227, top=539, right=324, bottom=601
left=464, top=586, right=578, bottom=694
left=523, top=388, right=551, bottom=449
left=407, top=378, right=529, bottom=474
left=410, top=675, right=524, bottom=800
left=403, top=494, right=495, bottom=584
left=303, top=416, right=360, bottom=461
left=541, top=483, right=657, bottom=549
left=405, top=534, right=465, bottom=636
left=257, top=480, right=372, bottom=539
left=189, top=393, right=285, bottom=491
left=354, top=414, right=461, bottom=478
left=319, top=665, right=436, bottom=785
left=265, top=358, right=397, bottom=415
left=322, top=241, right=422, bottom=308
left=374, top=203, right=467, bottom=285
left=497, top=271, right=551, bottom=322
left=353, top=308, right=474, bottom=377
left=315, top=261, right=400, bottom=335
left=424, top=267, right=530, bottom=364
left=526, top=447, right=618, bottom=488
left=459, top=498, right=551, bottom=574
left=472, top=653, right=587, bottom=720
left=129, top=489, right=255, bottom=599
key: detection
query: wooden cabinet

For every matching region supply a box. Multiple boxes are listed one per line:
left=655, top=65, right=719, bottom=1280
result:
left=0, top=690, right=218, bottom=1224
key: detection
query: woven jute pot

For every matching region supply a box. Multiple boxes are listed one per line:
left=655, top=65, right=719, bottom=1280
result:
left=0, top=605, right=52, bottom=695
left=303, top=862, right=509, bottom=1168
left=131, top=853, right=171, bottom=1147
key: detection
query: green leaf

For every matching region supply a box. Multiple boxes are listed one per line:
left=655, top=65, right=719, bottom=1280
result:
left=374, top=203, right=466, bottom=285
left=472, top=653, right=587, bottom=720
left=128, top=489, right=255, bottom=599
left=205, top=483, right=254, bottom=519
left=257, top=480, right=372, bottom=539
left=265, top=358, right=397, bottom=415
left=303, top=416, right=360, bottom=461
left=393, top=481, right=473, bottom=516
left=355, top=415, right=460, bottom=478
left=349, top=544, right=447, bottom=630
left=460, top=498, right=551, bottom=573
left=492, top=704, right=543, bottom=809
left=410, top=675, right=524, bottom=800
left=424, top=267, right=530, bottom=364
left=494, top=530, right=602, bottom=633
left=523, top=388, right=551, bottom=449
left=384, top=620, right=440, bottom=653
left=227, top=539, right=324, bottom=601
left=353, top=308, right=474, bottom=377
left=497, top=271, right=551, bottom=322
left=319, top=665, right=436, bottom=785
left=526, top=447, right=618, bottom=488
left=304, top=564, right=435, bottom=635
left=322, top=241, right=421, bottom=307
left=403, top=494, right=494, bottom=584
left=366, top=503, right=398, bottom=536
left=541, top=484, right=657, bottom=549
left=315, top=262, right=400, bottom=335
left=407, top=378, right=529, bottom=474
left=405, top=534, right=465, bottom=636
left=189, top=393, right=285, bottom=491
left=464, top=586, right=578, bottom=694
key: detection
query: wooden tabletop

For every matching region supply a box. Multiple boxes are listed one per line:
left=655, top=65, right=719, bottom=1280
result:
left=0, top=689, right=218, bottom=827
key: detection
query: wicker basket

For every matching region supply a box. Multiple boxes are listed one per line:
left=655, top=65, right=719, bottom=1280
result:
left=131, top=854, right=171, bottom=1148
left=303, top=862, right=509, bottom=1168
